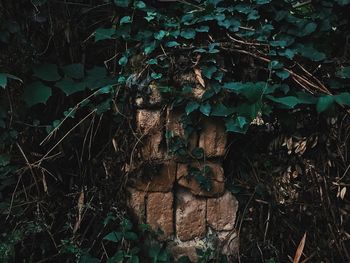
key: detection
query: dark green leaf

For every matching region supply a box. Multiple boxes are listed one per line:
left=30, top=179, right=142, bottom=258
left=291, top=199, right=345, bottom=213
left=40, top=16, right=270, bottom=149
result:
left=55, top=78, right=86, bottom=96
left=103, top=231, right=122, bottom=242
left=316, top=95, right=334, bottom=113
left=225, top=116, right=248, bottom=133
left=202, top=65, right=217, bottom=79
left=135, top=1, right=146, bottom=8
left=23, top=82, right=52, bottom=107
left=336, top=67, right=350, bottom=79
left=180, top=29, right=196, bottom=39
left=124, top=231, right=138, bottom=241
left=334, top=93, right=350, bottom=105
left=267, top=95, right=300, bottom=109
left=114, top=0, right=129, bottom=7
left=276, top=70, right=290, bottom=80
left=199, top=102, right=211, bottom=116
left=119, top=56, right=128, bottom=66
left=63, top=64, right=84, bottom=79
left=120, top=16, right=131, bottom=25
left=94, top=28, right=117, bottom=42
left=211, top=103, right=235, bottom=117
left=185, top=101, right=200, bottom=115
left=0, top=73, right=7, bottom=89
left=33, top=64, right=61, bottom=82
left=154, top=30, right=167, bottom=40
left=166, top=41, right=179, bottom=47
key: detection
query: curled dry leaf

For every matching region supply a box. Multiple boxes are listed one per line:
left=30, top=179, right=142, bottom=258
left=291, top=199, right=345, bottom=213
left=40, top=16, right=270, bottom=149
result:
left=194, top=67, right=205, bottom=88
left=295, top=140, right=307, bottom=155
left=340, top=187, right=347, bottom=200
left=293, top=232, right=307, bottom=263
left=73, top=191, right=85, bottom=234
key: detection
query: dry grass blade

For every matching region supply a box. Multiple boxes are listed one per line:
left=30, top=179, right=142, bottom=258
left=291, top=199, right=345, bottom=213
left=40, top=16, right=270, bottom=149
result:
left=293, top=232, right=307, bottom=263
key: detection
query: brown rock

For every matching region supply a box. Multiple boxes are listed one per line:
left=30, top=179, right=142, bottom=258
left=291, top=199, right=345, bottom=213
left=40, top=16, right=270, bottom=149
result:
left=176, top=188, right=206, bottom=241
left=136, top=110, right=165, bottom=160
left=147, top=192, right=174, bottom=239
left=177, top=162, right=225, bottom=197
left=166, top=108, right=198, bottom=151
left=207, top=191, right=238, bottom=231
left=218, top=230, right=239, bottom=256
left=134, top=161, right=177, bottom=192
left=199, top=118, right=227, bottom=157
left=140, top=132, right=164, bottom=160
left=169, top=243, right=198, bottom=262
left=136, top=109, right=162, bottom=134
left=127, top=188, right=146, bottom=222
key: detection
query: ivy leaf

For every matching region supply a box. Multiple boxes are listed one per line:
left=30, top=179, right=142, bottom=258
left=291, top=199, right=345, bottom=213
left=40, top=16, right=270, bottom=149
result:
left=316, top=95, right=334, bottom=113
left=23, top=81, right=52, bottom=107
left=267, top=95, right=300, bottom=109
left=118, top=56, right=128, bottom=66
left=255, top=0, right=271, bottom=4
left=336, top=67, right=350, bottom=79
left=180, top=29, right=196, bottom=39
left=144, top=41, right=156, bottom=55
left=124, top=231, right=138, bottom=241
left=211, top=103, right=235, bottom=117
left=63, top=63, right=84, bottom=79
left=154, top=30, right=167, bottom=40
left=334, top=92, right=350, bottom=105
left=199, top=102, right=211, bottom=116
left=94, top=28, right=117, bottom=42
left=185, top=101, right=199, bottom=115
left=225, top=116, right=248, bottom=133
left=120, top=16, right=131, bottom=25
left=276, top=70, right=290, bottom=80
left=269, top=60, right=283, bottom=70
left=103, top=231, right=122, bottom=242
left=113, top=0, right=129, bottom=7
left=146, top=58, right=158, bottom=65
left=296, top=44, right=326, bottom=61
left=196, top=26, right=209, bottom=32
left=202, top=65, right=217, bottom=79
left=151, top=72, right=162, bottom=79
left=33, top=63, right=61, bottom=82
left=166, top=41, right=179, bottom=47
left=135, top=1, right=146, bottom=8
left=0, top=73, right=7, bottom=89
left=336, top=0, right=350, bottom=6
left=55, top=77, right=86, bottom=96
left=300, top=22, right=317, bottom=36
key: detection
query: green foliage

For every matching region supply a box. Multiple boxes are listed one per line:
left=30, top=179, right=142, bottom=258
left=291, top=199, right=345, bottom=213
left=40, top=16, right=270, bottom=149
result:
left=1, top=0, right=350, bottom=262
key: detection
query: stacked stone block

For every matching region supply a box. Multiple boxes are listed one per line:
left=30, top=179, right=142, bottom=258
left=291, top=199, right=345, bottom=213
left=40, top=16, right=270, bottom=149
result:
left=127, top=91, right=239, bottom=262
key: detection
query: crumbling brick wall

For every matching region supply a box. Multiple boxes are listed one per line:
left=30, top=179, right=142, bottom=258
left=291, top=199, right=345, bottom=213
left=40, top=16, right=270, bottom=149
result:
left=126, top=90, right=239, bottom=262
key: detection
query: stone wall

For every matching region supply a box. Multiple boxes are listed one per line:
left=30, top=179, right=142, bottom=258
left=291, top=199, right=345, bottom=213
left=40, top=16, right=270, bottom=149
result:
left=126, top=91, right=239, bottom=262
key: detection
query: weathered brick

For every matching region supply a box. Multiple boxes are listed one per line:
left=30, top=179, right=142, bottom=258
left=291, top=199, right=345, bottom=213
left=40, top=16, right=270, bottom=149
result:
left=136, top=109, right=165, bottom=160
left=199, top=118, right=227, bottom=157
left=176, top=188, right=206, bottom=241
left=177, top=162, right=225, bottom=197
left=136, top=109, right=162, bottom=133
left=127, top=188, right=146, bottom=222
left=133, top=161, right=176, bottom=192
left=207, top=191, right=238, bottom=231
left=147, top=192, right=174, bottom=239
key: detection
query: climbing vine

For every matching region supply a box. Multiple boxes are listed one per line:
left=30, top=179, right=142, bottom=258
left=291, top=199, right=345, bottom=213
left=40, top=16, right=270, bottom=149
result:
left=0, top=0, right=350, bottom=262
